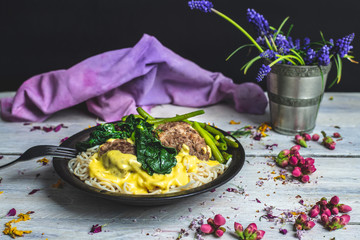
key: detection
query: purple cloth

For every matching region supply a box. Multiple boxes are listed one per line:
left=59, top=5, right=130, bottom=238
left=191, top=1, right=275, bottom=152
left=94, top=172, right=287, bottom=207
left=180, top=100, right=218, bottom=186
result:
left=0, top=34, right=267, bottom=122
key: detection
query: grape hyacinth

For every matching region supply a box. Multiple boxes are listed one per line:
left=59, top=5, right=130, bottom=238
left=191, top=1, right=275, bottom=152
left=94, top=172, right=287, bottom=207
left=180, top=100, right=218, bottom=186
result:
left=275, top=34, right=291, bottom=54
left=304, top=48, right=316, bottom=65
left=302, top=37, right=311, bottom=50
left=247, top=9, right=271, bottom=37
left=256, top=64, right=271, bottom=82
left=332, top=33, right=355, bottom=58
left=260, top=49, right=276, bottom=60
left=317, top=45, right=330, bottom=66
left=188, top=0, right=213, bottom=13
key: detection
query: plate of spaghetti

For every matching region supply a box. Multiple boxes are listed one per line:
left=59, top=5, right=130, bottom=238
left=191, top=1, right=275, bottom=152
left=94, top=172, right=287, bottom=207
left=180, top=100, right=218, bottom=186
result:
left=53, top=108, right=245, bottom=205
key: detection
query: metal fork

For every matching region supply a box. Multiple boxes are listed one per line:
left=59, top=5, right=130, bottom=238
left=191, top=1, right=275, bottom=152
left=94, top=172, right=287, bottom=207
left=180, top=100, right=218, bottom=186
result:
left=0, top=145, right=78, bottom=169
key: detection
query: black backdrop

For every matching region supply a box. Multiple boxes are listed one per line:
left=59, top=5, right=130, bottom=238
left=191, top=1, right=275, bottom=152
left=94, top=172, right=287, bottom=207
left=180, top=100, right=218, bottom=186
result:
left=1, top=0, right=359, bottom=92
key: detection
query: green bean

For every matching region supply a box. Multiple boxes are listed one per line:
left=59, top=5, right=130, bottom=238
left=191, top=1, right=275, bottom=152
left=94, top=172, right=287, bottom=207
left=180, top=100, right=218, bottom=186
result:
left=193, top=122, right=225, bottom=164
left=147, top=110, right=205, bottom=125
left=223, top=137, right=239, bottom=148
left=204, top=124, right=225, bottom=139
left=136, top=107, right=154, bottom=120
left=221, top=151, right=232, bottom=161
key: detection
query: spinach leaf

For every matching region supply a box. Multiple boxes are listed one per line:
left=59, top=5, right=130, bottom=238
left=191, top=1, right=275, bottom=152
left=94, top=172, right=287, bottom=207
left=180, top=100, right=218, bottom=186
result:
left=134, top=120, right=177, bottom=175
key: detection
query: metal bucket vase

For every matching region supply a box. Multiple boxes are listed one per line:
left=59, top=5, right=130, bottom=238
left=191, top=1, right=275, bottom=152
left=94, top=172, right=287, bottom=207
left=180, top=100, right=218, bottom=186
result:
left=266, top=63, right=332, bottom=135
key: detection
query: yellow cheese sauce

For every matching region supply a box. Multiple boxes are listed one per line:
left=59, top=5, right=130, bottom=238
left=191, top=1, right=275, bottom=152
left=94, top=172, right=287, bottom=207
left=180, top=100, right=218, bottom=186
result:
left=88, top=144, right=219, bottom=194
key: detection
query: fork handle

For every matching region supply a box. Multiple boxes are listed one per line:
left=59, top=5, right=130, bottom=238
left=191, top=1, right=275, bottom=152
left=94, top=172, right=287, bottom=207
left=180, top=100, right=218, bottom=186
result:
left=0, top=159, right=21, bottom=169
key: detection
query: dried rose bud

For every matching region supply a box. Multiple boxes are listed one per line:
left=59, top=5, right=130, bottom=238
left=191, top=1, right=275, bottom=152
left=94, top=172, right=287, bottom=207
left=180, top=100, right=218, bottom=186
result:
left=302, top=133, right=312, bottom=141
left=321, top=206, right=332, bottom=217
left=303, top=220, right=316, bottom=230
left=215, top=228, right=225, bottom=237
left=295, top=135, right=308, bottom=148
left=302, top=165, right=316, bottom=175
left=312, top=133, right=320, bottom=141
left=317, top=197, right=328, bottom=206
left=214, top=214, right=226, bottom=226
left=255, top=230, right=266, bottom=239
left=234, top=222, right=243, bottom=236
left=330, top=206, right=339, bottom=215
left=333, top=132, right=341, bottom=138
left=290, top=145, right=301, bottom=154
left=294, top=223, right=302, bottom=230
left=200, top=224, right=214, bottom=234
left=304, top=158, right=315, bottom=167
left=276, top=157, right=289, bottom=168
left=298, top=156, right=305, bottom=166
left=244, top=223, right=257, bottom=238
left=278, top=149, right=290, bottom=158
left=330, top=196, right=340, bottom=205
left=309, top=205, right=320, bottom=218
left=338, top=204, right=352, bottom=213
left=321, top=213, right=330, bottom=225
left=301, top=175, right=310, bottom=183
left=296, top=214, right=308, bottom=224
left=289, top=156, right=298, bottom=166
left=340, top=214, right=350, bottom=225
left=292, top=167, right=302, bottom=178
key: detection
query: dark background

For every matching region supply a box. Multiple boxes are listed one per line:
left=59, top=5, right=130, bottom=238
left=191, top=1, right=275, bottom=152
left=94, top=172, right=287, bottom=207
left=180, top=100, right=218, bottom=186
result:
left=1, top=0, right=359, bottom=92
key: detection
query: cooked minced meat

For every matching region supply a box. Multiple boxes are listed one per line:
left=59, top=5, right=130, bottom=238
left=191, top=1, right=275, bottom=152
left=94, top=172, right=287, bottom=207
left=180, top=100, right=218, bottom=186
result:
left=156, top=121, right=210, bottom=161
left=98, top=139, right=135, bottom=156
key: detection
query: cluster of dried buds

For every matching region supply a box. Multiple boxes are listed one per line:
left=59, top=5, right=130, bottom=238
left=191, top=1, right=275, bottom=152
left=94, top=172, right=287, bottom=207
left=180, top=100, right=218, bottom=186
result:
left=275, top=145, right=316, bottom=183
left=297, top=131, right=340, bottom=150
left=294, top=214, right=316, bottom=231
left=308, top=196, right=352, bottom=230
left=234, top=222, right=265, bottom=240
left=200, top=214, right=226, bottom=237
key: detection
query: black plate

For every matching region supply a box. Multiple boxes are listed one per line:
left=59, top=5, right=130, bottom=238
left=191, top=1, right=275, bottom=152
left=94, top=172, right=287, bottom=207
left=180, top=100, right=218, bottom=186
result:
left=53, top=124, right=245, bottom=205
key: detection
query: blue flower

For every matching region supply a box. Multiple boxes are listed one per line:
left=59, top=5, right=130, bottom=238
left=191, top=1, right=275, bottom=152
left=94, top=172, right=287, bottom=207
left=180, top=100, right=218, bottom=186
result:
left=317, top=45, right=330, bottom=66
left=260, top=49, right=276, bottom=59
left=304, top=48, right=316, bottom=65
left=247, top=9, right=271, bottom=37
left=332, top=33, right=355, bottom=58
left=303, top=37, right=311, bottom=50
left=188, top=0, right=213, bottom=13
left=256, top=64, right=271, bottom=82
left=275, top=34, right=291, bottom=54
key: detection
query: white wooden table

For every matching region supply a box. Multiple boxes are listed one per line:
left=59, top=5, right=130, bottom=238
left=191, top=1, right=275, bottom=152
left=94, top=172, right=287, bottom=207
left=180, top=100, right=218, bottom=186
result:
left=0, top=91, right=359, bottom=240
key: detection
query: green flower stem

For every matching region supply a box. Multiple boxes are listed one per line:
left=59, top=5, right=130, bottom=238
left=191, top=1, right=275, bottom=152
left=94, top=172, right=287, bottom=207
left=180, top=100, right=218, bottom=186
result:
left=264, top=36, right=273, bottom=51
left=243, top=56, right=262, bottom=74
left=211, top=8, right=264, bottom=53
left=289, top=49, right=305, bottom=65
left=273, top=16, right=289, bottom=40
left=226, top=44, right=254, bottom=61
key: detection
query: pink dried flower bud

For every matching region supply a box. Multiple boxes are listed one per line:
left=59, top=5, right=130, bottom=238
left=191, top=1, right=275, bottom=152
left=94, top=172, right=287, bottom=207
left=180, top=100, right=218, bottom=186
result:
left=340, top=214, right=350, bottom=225
left=333, top=132, right=341, bottom=138
left=312, top=133, right=320, bottom=141
left=296, top=214, right=308, bottom=224
left=214, top=214, right=226, bottom=226
left=275, top=157, right=289, bottom=168
left=302, top=133, right=312, bottom=141
left=323, top=136, right=336, bottom=150
left=255, top=230, right=266, bottom=239
left=317, top=197, right=327, bottom=206
left=302, top=165, right=316, bottom=175
left=330, top=196, right=340, bottom=205
left=332, top=216, right=341, bottom=224
left=234, top=222, right=243, bottom=233
left=298, top=156, right=305, bottom=166
left=301, top=175, right=310, bottom=183
left=338, top=204, right=352, bottom=213
left=289, top=156, right=298, bottom=166
left=304, top=158, right=315, bottom=166
left=200, top=224, right=214, bottom=234
left=321, top=206, right=332, bottom=217
left=321, top=213, right=330, bottom=225
left=278, top=149, right=290, bottom=158
left=294, top=223, right=302, bottom=230
left=309, top=205, right=320, bottom=218
left=295, top=135, right=308, bottom=148
left=207, top=218, right=214, bottom=225
left=303, top=220, right=316, bottom=230
left=215, top=228, right=225, bottom=237
left=330, top=206, right=339, bottom=215
left=292, top=167, right=302, bottom=177
left=244, top=223, right=257, bottom=237
left=290, top=145, right=301, bottom=154
left=328, top=143, right=336, bottom=150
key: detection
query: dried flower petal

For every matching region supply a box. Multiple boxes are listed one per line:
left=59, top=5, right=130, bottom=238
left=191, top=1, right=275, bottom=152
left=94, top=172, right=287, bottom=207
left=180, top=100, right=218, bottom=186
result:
left=229, top=120, right=241, bottom=125
left=37, top=158, right=49, bottom=166
left=6, top=208, right=17, bottom=217
left=28, top=189, right=40, bottom=195
left=60, top=137, right=69, bottom=143
left=89, top=224, right=102, bottom=234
